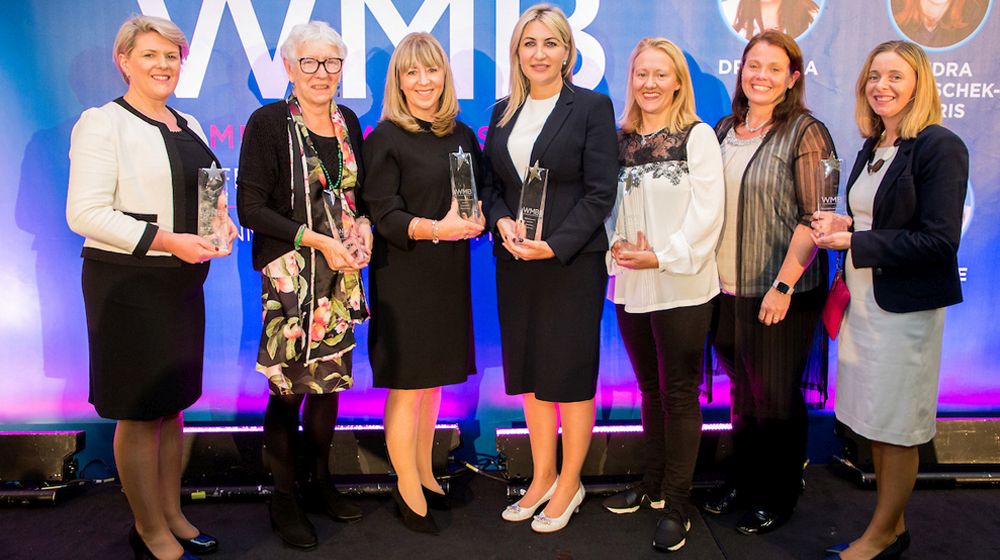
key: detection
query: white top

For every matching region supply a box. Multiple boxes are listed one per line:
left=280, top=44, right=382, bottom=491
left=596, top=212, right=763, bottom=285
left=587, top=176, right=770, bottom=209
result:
left=608, top=122, right=726, bottom=313
left=717, top=132, right=764, bottom=294
left=67, top=101, right=209, bottom=257
left=507, top=93, right=560, bottom=180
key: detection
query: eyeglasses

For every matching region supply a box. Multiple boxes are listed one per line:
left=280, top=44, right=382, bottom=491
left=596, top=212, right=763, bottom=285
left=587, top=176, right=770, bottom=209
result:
left=298, top=57, right=343, bottom=75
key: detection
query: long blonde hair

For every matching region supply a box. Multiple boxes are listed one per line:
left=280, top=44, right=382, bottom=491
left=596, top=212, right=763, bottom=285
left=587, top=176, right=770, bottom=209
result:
left=380, top=32, right=458, bottom=137
left=854, top=40, right=941, bottom=140
left=498, top=4, right=576, bottom=127
left=619, top=38, right=699, bottom=134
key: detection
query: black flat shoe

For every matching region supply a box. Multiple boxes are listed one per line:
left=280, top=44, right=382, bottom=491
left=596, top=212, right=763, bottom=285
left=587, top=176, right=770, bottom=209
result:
left=825, top=530, right=910, bottom=555
left=702, top=486, right=741, bottom=515
left=735, top=508, right=791, bottom=535
left=269, top=491, right=318, bottom=550
left=391, top=486, right=439, bottom=535
left=825, top=532, right=908, bottom=560
left=422, top=485, right=451, bottom=511
left=175, top=532, right=218, bottom=555
left=128, top=526, right=197, bottom=560
left=651, top=509, right=691, bottom=553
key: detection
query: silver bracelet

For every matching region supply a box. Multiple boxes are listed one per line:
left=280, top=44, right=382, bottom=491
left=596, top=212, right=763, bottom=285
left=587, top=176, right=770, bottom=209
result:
left=431, top=220, right=439, bottom=244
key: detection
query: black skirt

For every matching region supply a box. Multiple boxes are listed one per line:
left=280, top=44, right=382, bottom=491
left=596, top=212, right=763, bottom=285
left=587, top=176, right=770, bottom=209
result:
left=496, top=252, right=607, bottom=402
left=82, top=259, right=209, bottom=420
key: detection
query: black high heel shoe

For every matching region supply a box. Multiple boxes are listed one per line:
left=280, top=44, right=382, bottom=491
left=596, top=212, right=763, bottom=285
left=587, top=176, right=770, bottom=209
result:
left=175, top=531, right=218, bottom=555
left=824, top=531, right=909, bottom=560
left=825, top=530, right=910, bottom=555
left=391, top=486, right=439, bottom=535
left=128, top=526, right=197, bottom=560
left=422, top=485, right=451, bottom=511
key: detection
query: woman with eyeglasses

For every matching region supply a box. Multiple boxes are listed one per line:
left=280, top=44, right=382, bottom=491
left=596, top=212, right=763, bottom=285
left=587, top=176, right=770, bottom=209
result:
left=237, top=21, right=370, bottom=550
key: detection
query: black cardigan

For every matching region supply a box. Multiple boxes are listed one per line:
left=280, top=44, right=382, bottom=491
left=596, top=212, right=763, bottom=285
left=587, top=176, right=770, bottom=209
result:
left=847, top=124, right=968, bottom=313
left=236, top=100, right=365, bottom=270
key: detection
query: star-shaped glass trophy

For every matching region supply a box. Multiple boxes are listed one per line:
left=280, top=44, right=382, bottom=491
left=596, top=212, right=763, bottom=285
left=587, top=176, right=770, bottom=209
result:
left=449, top=146, right=481, bottom=220
left=197, top=162, right=229, bottom=249
left=618, top=168, right=648, bottom=247
left=516, top=161, right=549, bottom=241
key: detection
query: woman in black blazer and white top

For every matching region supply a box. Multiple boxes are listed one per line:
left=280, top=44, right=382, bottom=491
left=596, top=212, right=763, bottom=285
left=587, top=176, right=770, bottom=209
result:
left=481, top=4, right=617, bottom=534
left=812, top=40, right=968, bottom=560
left=67, top=15, right=234, bottom=560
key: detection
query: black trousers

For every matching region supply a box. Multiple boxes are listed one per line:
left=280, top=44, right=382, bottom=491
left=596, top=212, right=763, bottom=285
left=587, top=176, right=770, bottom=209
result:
left=712, top=294, right=809, bottom=513
left=615, top=300, right=712, bottom=514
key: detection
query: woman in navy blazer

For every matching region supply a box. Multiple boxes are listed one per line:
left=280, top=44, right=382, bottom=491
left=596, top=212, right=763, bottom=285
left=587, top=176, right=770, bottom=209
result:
left=481, top=4, right=617, bottom=534
left=813, top=40, right=968, bottom=560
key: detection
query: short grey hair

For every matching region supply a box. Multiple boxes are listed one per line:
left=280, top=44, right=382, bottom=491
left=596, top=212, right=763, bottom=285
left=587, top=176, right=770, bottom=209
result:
left=280, top=21, right=348, bottom=62
left=113, top=14, right=189, bottom=84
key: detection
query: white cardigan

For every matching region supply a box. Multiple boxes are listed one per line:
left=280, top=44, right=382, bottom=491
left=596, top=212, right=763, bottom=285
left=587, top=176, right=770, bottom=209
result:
left=67, top=99, right=213, bottom=261
left=608, top=122, right=725, bottom=313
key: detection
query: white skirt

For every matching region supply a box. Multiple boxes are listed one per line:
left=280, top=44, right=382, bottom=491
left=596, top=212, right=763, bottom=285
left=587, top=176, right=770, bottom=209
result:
left=834, top=255, right=945, bottom=446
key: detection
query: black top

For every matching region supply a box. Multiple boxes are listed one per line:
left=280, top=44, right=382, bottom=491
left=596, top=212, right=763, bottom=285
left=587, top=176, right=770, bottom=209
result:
left=480, top=84, right=618, bottom=264
left=362, top=119, right=480, bottom=389
left=846, top=125, right=968, bottom=313
left=236, top=101, right=365, bottom=270
left=170, top=129, right=217, bottom=235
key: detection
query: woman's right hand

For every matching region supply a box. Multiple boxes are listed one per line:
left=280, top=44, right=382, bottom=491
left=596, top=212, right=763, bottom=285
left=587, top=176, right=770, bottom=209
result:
left=496, top=216, right=520, bottom=255
left=299, top=227, right=362, bottom=272
left=436, top=198, right=486, bottom=241
left=157, top=231, right=222, bottom=264
left=810, top=211, right=852, bottom=237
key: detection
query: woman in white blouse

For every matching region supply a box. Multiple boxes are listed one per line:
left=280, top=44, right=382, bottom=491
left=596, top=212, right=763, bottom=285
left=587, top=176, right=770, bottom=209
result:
left=602, top=37, right=724, bottom=553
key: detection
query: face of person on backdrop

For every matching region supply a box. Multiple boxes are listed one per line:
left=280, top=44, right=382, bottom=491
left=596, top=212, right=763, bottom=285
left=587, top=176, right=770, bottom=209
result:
left=921, top=0, right=952, bottom=27
left=285, top=39, right=342, bottom=109
left=740, top=40, right=799, bottom=113
left=118, top=32, right=181, bottom=103
left=866, top=51, right=917, bottom=129
left=400, top=62, right=444, bottom=122
left=518, top=19, right=568, bottom=94
left=631, top=48, right=681, bottom=125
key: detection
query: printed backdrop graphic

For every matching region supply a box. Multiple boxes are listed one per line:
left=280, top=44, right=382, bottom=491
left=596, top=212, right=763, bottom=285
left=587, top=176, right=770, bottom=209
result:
left=1, top=1, right=997, bottom=455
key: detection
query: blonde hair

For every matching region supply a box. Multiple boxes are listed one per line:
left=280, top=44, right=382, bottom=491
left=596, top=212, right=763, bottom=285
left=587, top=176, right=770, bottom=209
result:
left=113, top=15, right=189, bottom=84
left=498, top=4, right=576, bottom=127
left=619, top=38, right=699, bottom=134
left=380, top=32, right=458, bottom=137
left=855, top=40, right=941, bottom=140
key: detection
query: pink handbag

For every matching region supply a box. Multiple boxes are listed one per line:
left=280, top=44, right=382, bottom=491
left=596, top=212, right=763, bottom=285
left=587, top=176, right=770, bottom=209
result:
left=822, top=262, right=850, bottom=340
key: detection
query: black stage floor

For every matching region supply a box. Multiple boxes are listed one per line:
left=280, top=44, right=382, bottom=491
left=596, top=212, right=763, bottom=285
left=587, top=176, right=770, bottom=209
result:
left=2, top=468, right=998, bottom=560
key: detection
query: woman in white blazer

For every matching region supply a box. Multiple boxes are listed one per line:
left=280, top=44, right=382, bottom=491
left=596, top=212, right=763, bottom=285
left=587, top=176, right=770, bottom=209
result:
left=66, top=15, right=234, bottom=560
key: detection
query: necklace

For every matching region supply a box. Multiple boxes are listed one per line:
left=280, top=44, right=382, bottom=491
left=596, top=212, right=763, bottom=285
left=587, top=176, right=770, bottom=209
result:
left=744, top=115, right=771, bottom=133
left=637, top=125, right=666, bottom=146
left=866, top=146, right=897, bottom=175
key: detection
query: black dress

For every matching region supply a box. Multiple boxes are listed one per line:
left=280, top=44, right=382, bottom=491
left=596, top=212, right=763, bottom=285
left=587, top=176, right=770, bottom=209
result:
left=362, top=119, right=478, bottom=389
left=84, top=127, right=215, bottom=420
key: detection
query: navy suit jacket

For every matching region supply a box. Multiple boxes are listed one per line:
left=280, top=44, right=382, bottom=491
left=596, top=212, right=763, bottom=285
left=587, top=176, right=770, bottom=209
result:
left=480, top=83, right=618, bottom=264
left=847, top=124, right=968, bottom=313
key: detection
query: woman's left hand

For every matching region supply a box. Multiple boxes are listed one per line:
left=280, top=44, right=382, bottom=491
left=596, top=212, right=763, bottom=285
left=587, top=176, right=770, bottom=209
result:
left=758, top=287, right=791, bottom=326
left=504, top=237, right=555, bottom=261
left=811, top=230, right=852, bottom=251
left=355, top=217, right=373, bottom=266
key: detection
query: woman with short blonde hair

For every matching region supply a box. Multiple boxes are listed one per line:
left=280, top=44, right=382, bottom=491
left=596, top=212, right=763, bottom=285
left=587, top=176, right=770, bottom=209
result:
left=380, top=32, right=459, bottom=136
left=813, top=40, right=968, bottom=560
left=363, top=31, right=485, bottom=534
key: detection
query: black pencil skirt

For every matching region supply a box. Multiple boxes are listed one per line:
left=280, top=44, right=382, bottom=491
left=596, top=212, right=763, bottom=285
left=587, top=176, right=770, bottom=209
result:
left=496, top=252, right=607, bottom=403
left=82, top=258, right=209, bottom=420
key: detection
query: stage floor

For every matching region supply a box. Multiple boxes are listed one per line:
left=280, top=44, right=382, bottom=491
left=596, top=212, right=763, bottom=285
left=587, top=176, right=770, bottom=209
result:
left=2, top=467, right=998, bottom=559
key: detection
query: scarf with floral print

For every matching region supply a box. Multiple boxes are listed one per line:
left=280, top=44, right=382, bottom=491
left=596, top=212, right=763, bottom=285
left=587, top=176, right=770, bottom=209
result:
left=254, top=93, right=368, bottom=394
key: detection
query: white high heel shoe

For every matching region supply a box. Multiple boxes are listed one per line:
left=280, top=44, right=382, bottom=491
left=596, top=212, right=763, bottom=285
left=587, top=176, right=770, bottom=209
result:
left=501, top=477, right=559, bottom=522
left=531, top=484, right=585, bottom=533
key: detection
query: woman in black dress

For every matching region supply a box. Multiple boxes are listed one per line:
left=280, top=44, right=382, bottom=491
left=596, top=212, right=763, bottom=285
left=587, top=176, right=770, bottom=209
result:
left=67, top=15, right=234, bottom=559
left=363, top=32, right=484, bottom=534
left=237, top=21, right=369, bottom=549
left=481, top=4, right=618, bottom=534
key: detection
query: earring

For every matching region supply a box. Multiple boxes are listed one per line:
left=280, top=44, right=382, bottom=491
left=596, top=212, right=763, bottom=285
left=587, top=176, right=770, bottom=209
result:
left=562, top=59, right=567, bottom=67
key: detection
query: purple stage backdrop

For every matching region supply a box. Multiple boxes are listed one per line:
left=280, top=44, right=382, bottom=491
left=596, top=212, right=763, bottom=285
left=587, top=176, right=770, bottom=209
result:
left=1, top=1, right=998, bottom=455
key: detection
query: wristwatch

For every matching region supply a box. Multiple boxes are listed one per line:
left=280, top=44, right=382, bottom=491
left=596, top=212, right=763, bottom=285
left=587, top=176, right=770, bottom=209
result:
left=771, top=280, right=794, bottom=295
